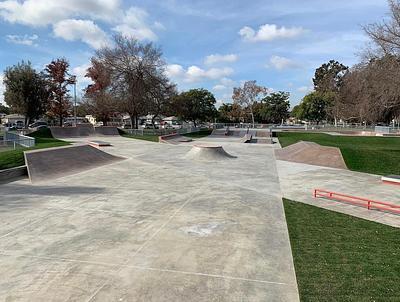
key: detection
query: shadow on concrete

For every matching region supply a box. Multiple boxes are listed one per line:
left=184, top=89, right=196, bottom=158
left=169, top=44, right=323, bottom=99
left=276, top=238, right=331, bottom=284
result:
left=0, top=184, right=104, bottom=197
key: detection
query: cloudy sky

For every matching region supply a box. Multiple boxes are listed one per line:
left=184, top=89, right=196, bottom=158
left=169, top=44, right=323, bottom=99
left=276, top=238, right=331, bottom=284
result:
left=0, top=0, right=389, bottom=107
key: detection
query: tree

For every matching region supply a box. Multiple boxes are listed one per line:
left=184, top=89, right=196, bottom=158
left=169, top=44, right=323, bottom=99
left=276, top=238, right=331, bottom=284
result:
left=218, top=103, right=244, bottom=123
left=260, top=91, right=290, bottom=124
left=94, top=35, right=171, bottom=129
left=364, top=0, right=400, bottom=55
left=338, top=55, right=400, bottom=124
left=84, top=58, right=116, bottom=126
left=296, top=92, right=332, bottom=124
left=3, top=61, right=49, bottom=126
left=232, top=81, right=268, bottom=127
left=172, top=88, right=217, bottom=126
left=313, top=60, right=348, bottom=93
left=0, top=104, right=10, bottom=115
left=45, top=58, right=73, bottom=126
left=313, top=60, right=348, bottom=126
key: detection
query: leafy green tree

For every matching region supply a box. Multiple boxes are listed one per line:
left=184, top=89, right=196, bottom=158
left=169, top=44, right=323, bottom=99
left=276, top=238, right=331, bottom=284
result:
left=218, top=103, right=244, bottom=123
left=260, top=91, right=290, bottom=124
left=296, top=92, right=332, bottom=124
left=3, top=61, right=49, bottom=126
left=313, top=60, right=348, bottom=93
left=0, top=104, right=10, bottom=115
left=172, top=88, right=217, bottom=126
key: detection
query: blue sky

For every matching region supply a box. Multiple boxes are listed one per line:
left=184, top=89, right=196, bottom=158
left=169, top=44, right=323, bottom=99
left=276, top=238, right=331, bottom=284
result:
left=0, top=0, right=389, bottom=107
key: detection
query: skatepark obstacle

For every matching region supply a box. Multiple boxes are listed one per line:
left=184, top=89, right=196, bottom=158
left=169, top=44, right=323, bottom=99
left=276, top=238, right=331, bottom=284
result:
left=275, top=141, right=347, bottom=169
left=381, top=175, right=400, bottom=185
left=184, top=144, right=236, bottom=161
left=50, top=125, right=119, bottom=138
left=24, top=145, right=124, bottom=183
left=314, top=188, right=400, bottom=215
left=159, top=133, right=193, bottom=144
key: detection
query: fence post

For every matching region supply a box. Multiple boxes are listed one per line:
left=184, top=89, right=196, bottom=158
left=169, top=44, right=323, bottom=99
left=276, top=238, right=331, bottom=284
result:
left=313, top=189, right=317, bottom=198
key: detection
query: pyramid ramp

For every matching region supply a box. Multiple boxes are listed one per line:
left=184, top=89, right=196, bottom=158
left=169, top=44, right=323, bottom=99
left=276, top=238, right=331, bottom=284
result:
left=275, top=141, right=347, bottom=169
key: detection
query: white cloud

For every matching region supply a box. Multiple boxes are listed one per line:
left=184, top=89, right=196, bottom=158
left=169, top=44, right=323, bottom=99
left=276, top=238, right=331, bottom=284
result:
left=53, top=19, right=110, bottom=49
left=112, top=7, right=157, bottom=41
left=0, top=2, right=161, bottom=43
left=166, top=64, right=234, bottom=83
left=239, top=24, right=306, bottom=42
left=205, top=54, right=238, bottom=65
left=0, top=0, right=121, bottom=26
left=212, top=84, right=227, bottom=91
left=220, top=77, right=235, bottom=86
left=297, top=86, right=313, bottom=93
left=72, top=63, right=92, bottom=91
left=268, top=55, right=301, bottom=70
left=6, top=34, right=38, bottom=46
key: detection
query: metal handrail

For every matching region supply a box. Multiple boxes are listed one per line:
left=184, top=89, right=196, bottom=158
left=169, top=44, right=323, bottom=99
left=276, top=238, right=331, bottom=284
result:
left=314, top=189, right=400, bottom=214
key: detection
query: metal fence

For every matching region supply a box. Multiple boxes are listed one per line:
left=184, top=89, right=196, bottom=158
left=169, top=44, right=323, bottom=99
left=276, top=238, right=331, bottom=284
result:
left=2, top=131, right=35, bottom=151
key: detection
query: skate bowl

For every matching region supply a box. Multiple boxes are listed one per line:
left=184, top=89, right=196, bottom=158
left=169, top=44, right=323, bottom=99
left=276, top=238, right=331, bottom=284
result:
left=50, top=125, right=119, bottom=138
left=24, top=145, right=125, bottom=183
left=275, top=141, right=347, bottom=169
left=159, top=133, right=193, bottom=144
left=184, top=144, right=236, bottom=161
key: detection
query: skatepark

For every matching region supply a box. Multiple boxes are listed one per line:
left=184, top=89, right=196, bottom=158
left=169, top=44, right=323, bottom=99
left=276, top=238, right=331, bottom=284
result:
left=1, top=126, right=399, bottom=301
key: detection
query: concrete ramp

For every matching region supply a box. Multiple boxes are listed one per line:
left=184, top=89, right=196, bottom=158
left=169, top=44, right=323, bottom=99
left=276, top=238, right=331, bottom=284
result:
left=94, top=126, right=119, bottom=136
left=185, top=144, right=236, bottom=161
left=275, top=141, right=347, bottom=169
left=50, top=125, right=95, bottom=138
left=24, top=145, right=125, bottom=183
left=159, top=133, right=193, bottom=144
left=211, top=129, right=228, bottom=137
left=50, top=125, right=120, bottom=138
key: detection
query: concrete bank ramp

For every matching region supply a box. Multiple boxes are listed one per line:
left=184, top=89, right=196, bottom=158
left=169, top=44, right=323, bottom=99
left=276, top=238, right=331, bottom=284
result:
left=275, top=141, right=347, bottom=169
left=24, top=145, right=125, bottom=183
left=159, top=133, right=193, bottom=144
left=94, top=126, right=119, bottom=136
left=185, top=144, right=236, bottom=161
left=50, top=125, right=119, bottom=138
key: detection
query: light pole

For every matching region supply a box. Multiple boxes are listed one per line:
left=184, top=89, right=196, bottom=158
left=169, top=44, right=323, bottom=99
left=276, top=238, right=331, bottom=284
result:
left=68, top=75, right=77, bottom=126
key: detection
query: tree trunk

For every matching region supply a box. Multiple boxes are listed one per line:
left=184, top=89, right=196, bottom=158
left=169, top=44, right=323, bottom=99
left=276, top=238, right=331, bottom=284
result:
left=59, top=115, right=63, bottom=127
left=130, top=115, right=135, bottom=129
left=250, top=108, right=255, bottom=128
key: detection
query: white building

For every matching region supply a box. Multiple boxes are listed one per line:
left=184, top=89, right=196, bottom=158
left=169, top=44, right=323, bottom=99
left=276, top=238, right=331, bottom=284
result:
left=2, top=114, right=25, bottom=126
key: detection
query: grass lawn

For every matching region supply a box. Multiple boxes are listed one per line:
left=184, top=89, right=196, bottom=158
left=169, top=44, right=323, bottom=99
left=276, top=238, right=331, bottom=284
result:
left=183, top=129, right=213, bottom=139
left=0, top=128, right=69, bottom=170
left=277, top=132, right=400, bottom=175
left=283, top=198, right=400, bottom=302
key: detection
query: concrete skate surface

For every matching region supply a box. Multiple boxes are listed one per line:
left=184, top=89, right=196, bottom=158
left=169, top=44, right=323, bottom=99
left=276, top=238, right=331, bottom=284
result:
left=0, top=135, right=299, bottom=301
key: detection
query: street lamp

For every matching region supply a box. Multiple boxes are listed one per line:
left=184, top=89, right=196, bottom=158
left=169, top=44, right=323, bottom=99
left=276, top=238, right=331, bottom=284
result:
left=68, top=75, right=77, bottom=126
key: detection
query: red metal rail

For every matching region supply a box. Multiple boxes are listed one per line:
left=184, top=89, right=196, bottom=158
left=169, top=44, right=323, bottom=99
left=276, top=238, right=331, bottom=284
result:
left=313, top=189, right=400, bottom=215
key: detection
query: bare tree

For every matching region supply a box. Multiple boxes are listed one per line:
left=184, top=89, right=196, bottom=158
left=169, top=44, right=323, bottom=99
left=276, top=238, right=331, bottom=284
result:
left=93, top=35, right=170, bottom=129
left=232, top=81, right=269, bottom=127
left=364, top=0, right=400, bottom=55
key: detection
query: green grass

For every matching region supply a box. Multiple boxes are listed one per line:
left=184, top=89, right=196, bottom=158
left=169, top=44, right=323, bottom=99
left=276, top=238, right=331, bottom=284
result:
left=277, top=132, right=400, bottom=175
left=183, top=129, right=213, bottom=139
left=0, top=128, right=69, bottom=170
left=283, top=198, right=400, bottom=302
